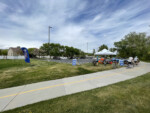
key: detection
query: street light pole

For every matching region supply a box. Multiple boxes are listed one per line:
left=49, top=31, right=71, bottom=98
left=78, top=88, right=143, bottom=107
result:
left=87, top=42, right=88, bottom=53
left=48, top=26, right=52, bottom=59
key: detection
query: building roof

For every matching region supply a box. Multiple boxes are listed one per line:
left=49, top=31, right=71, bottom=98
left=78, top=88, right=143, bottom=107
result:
left=9, top=47, right=23, bottom=54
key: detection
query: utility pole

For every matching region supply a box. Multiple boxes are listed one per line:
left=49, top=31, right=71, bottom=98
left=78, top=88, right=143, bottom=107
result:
left=48, top=26, right=52, bottom=59
left=87, top=42, right=88, bottom=53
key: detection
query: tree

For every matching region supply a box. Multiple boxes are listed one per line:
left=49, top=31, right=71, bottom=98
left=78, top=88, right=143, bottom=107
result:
left=33, top=48, right=40, bottom=56
left=80, top=51, right=86, bottom=58
left=65, top=46, right=76, bottom=58
left=40, top=43, right=50, bottom=56
left=109, top=48, right=117, bottom=52
left=114, top=32, right=150, bottom=60
left=1, top=49, right=8, bottom=55
left=0, top=49, right=2, bottom=55
left=98, top=44, right=108, bottom=51
left=93, top=49, right=95, bottom=55
left=50, top=43, right=62, bottom=57
left=28, top=48, right=36, bottom=58
left=39, top=49, right=45, bottom=56
left=40, top=43, right=85, bottom=59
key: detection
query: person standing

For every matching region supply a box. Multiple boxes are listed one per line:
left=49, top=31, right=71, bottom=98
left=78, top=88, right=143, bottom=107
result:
left=128, top=57, right=133, bottom=67
left=134, top=56, right=138, bottom=65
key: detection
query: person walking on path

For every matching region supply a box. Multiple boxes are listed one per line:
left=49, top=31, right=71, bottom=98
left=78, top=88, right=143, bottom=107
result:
left=128, top=57, right=134, bottom=68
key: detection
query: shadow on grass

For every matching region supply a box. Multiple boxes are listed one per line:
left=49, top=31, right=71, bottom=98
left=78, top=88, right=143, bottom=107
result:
left=77, top=67, right=94, bottom=75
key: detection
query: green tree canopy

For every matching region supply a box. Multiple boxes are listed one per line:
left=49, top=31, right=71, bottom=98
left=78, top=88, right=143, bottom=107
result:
left=0, top=49, right=2, bottom=55
left=1, top=49, right=8, bottom=55
left=28, top=48, right=40, bottom=58
left=109, top=48, right=117, bottom=52
left=40, top=43, right=84, bottom=58
left=114, top=32, right=150, bottom=60
left=40, top=43, right=50, bottom=56
left=98, top=44, right=108, bottom=51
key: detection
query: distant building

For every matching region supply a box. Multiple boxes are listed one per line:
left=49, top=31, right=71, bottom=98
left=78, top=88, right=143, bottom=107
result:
left=7, top=46, right=23, bottom=56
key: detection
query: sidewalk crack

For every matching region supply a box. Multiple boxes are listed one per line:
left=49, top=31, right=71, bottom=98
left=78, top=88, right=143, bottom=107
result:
left=1, top=85, right=26, bottom=112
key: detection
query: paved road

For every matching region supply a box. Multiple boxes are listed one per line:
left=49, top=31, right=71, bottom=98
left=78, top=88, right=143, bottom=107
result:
left=0, top=62, right=150, bottom=112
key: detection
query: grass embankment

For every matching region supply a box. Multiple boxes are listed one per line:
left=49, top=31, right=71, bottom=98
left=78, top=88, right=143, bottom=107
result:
left=3, top=72, right=150, bottom=113
left=0, top=59, right=112, bottom=89
left=142, top=60, right=150, bottom=63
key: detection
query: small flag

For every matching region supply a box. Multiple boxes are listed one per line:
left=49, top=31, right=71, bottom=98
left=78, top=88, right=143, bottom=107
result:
left=21, top=47, right=30, bottom=63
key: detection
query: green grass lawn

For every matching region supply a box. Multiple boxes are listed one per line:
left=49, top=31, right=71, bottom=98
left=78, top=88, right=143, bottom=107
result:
left=0, top=59, right=112, bottom=89
left=2, top=72, right=150, bottom=113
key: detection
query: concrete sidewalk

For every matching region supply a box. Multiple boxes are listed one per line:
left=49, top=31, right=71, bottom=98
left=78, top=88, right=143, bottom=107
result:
left=0, top=62, right=150, bottom=112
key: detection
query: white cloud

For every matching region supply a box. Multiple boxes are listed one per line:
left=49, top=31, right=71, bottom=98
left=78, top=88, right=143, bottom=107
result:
left=0, top=0, right=150, bottom=53
left=92, top=15, right=102, bottom=22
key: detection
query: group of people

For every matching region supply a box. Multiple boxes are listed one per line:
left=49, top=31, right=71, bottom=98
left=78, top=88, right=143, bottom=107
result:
left=92, top=56, right=139, bottom=67
left=127, top=56, right=139, bottom=67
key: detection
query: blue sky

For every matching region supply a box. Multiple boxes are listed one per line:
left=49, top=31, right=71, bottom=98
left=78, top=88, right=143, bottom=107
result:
left=0, top=0, right=150, bottom=52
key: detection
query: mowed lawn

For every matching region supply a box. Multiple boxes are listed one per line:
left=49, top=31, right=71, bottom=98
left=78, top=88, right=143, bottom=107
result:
left=0, top=59, right=112, bottom=89
left=3, top=72, right=150, bottom=113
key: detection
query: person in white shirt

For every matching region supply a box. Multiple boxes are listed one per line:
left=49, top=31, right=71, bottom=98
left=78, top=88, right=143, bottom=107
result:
left=127, top=57, right=134, bottom=68
left=128, top=57, right=133, bottom=64
left=134, top=56, right=138, bottom=65
left=134, top=56, right=138, bottom=61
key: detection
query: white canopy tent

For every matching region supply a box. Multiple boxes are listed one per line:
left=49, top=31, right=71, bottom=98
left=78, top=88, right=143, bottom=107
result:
left=113, top=50, right=118, bottom=55
left=94, top=49, right=116, bottom=56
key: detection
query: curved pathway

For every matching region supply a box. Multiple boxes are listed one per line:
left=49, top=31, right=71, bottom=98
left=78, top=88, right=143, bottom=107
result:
left=0, top=62, right=150, bottom=112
